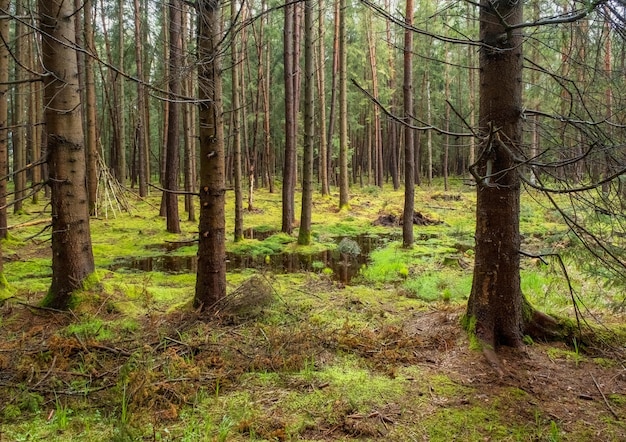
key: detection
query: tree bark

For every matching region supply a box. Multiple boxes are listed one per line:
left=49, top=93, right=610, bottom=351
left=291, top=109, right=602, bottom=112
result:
left=195, top=0, right=227, bottom=310
left=13, top=1, right=27, bottom=214
left=338, top=0, right=349, bottom=209
left=0, top=0, right=9, bottom=238
left=402, top=0, right=414, bottom=248
left=133, top=0, right=148, bottom=197
left=317, top=0, right=330, bottom=196
left=83, top=0, right=99, bottom=215
left=298, top=0, right=314, bottom=245
left=282, top=1, right=296, bottom=234
left=231, top=0, right=244, bottom=242
left=39, top=0, right=95, bottom=309
left=466, top=0, right=556, bottom=351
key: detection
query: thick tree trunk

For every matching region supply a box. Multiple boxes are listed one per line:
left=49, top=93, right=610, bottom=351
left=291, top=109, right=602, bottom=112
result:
left=39, top=0, right=95, bottom=309
left=466, top=0, right=556, bottom=351
left=195, top=0, right=227, bottom=310
left=165, top=0, right=182, bottom=234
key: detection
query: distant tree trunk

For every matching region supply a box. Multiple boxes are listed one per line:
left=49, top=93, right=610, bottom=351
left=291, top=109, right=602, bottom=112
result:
left=195, top=0, right=227, bottom=310
left=260, top=3, right=274, bottom=193
left=232, top=0, right=244, bottom=242
left=298, top=0, right=314, bottom=245
left=366, top=10, right=383, bottom=188
left=165, top=0, right=182, bottom=233
left=327, top=0, right=340, bottom=183
left=83, top=0, right=99, bottom=215
left=39, top=0, right=95, bottom=309
left=115, top=0, right=126, bottom=183
left=467, top=9, right=476, bottom=173
left=13, top=1, right=27, bottom=214
left=426, top=74, right=433, bottom=186
left=133, top=0, right=148, bottom=196
left=282, top=1, right=296, bottom=234
left=402, top=0, right=414, bottom=248
left=182, top=5, right=196, bottom=222
left=443, top=49, right=450, bottom=190
left=338, top=0, right=349, bottom=209
left=0, top=0, right=9, bottom=238
left=466, top=0, right=555, bottom=352
left=317, top=0, right=330, bottom=196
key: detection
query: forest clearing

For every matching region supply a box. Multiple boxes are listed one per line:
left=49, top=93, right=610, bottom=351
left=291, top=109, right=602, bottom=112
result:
left=1, top=184, right=625, bottom=441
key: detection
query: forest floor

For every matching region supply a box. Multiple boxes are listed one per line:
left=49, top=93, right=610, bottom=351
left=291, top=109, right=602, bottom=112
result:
left=1, top=182, right=625, bottom=441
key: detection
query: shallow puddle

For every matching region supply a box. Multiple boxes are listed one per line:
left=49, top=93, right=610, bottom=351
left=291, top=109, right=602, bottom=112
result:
left=109, top=233, right=400, bottom=284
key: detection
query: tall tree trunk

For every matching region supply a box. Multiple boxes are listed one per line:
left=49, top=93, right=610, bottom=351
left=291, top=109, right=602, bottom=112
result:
left=133, top=0, right=148, bottom=196
left=165, top=0, right=182, bottom=233
left=298, top=0, right=314, bottom=245
left=13, top=1, right=27, bottom=214
left=231, top=0, right=244, bottom=241
left=426, top=73, right=433, bottom=186
left=182, top=5, right=196, bottom=222
left=327, top=0, right=340, bottom=183
left=338, top=0, right=349, bottom=209
left=317, top=0, right=330, bottom=196
left=365, top=10, right=383, bottom=188
left=402, top=0, right=414, bottom=248
left=39, top=0, right=95, bottom=309
left=443, top=49, right=450, bottom=190
left=83, top=0, right=99, bottom=215
left=0, top=0, right=9, bottom=238
left=282, top=1, right=296, bottom=234
left=195, top=0, right=227, bottom=310
left=115, top=0, right=126, bottom=183
left=467, top=0, right=553, bottom=352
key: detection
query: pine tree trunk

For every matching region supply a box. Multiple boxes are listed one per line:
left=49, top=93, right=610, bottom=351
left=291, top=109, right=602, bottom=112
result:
left=195, top=0, right=227, bottom=310
left=13, top=1, right=26, bottom=213
left=165, top=0, right=182, bottom=234
left=298, top=0, right=314, bottom=245
left=338, top=0, right=349, bottom=209
left=466, top=0, right=556, bottom=351
left=0, top=0, right=9, bottom=238
left=133, top=0, right=148, bottom=197
left=402, top=0, right=414, bottom=248
left=282, top=2, right=296, bottom=234
left=84, top=0, right=99, bottom=215
left=40, top=0, right=95, bottom=309
left=317, top=0, right=330, bottom=196
left=232, top=0, right=244, bottom=242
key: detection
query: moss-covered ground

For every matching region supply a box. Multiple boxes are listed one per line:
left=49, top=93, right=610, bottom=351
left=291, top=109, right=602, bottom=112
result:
left=1, top=182, right=625, bottom=441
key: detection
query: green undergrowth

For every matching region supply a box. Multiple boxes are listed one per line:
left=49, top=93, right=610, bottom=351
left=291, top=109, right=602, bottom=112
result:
left=2, top=182, right=625, bottom=441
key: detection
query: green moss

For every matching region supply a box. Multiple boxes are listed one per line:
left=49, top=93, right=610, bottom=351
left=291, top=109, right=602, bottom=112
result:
left=462, top=314, right=482, bottom=351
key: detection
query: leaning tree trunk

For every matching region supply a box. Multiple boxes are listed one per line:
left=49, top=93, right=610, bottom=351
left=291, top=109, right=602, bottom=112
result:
left=194, top=0, right=227, bottom=310
left=467, top=0, right=556, bottom=352
left=39, top=0, right=95, bottom=309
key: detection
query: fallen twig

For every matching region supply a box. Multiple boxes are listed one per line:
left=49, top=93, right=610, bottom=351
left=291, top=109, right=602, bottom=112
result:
left=591, top=373, right=619, bottom=419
